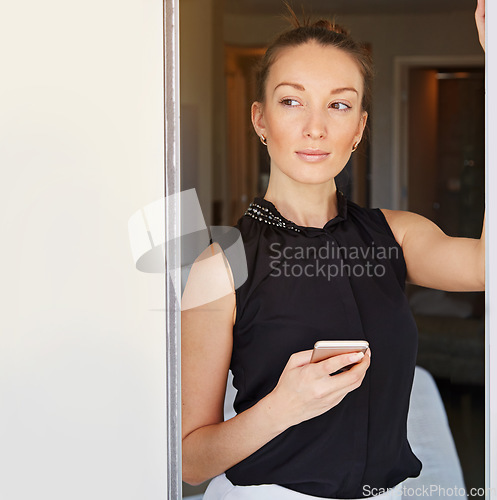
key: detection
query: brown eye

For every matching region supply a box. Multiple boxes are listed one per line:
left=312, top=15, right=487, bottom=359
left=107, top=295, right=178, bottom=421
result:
left=330, top=102, right=351, bottom=111
left=280, top=98, right=300, bottom=106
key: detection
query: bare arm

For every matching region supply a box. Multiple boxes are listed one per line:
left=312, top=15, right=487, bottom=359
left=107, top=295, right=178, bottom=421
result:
left=381, top=209, right=485, bottom=292
left=379, top=1, right=486, bottom=292
left=181, top=243, right=371, bottom=485
left=181, top=243, right=290, bottom=485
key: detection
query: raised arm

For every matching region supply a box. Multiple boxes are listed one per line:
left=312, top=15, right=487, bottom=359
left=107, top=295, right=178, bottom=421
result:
left=380, top=0, right=486, bottom=292
left=181, top=243, right=371, bottom=485
left=381, top=209, right=485, bottom=292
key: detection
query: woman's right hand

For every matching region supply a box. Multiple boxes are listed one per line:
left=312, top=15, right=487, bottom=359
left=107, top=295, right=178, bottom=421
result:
left=267, top=348, right=371, bottom=429
left=475, top=0, right=485, bottom=51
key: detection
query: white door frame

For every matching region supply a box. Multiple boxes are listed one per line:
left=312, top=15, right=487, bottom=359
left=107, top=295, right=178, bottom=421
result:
left=164, top=0, right=181, bottom=498
left=487, top=4, right=497, bottom=494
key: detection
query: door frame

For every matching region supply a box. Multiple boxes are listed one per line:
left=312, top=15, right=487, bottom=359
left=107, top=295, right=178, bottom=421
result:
left=392, top=55, right=484, bottom=211
left=167, top=10, right=497, bottom=498
left=164, top=0, right=181, bottom=498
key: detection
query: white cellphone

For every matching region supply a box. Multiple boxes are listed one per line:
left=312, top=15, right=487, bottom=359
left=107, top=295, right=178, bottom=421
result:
left=310, top=340, right=369, bottom=365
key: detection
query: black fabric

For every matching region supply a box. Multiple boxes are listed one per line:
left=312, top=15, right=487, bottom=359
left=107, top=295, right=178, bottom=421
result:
left=225, top=191, right=422, bottom=498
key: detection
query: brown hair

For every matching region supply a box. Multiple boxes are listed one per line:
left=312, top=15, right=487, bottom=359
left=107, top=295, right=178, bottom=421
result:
left=255, top=6, right=374, bottom=113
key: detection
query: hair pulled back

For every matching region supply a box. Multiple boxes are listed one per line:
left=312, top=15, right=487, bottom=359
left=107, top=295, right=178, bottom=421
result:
left=255, top=6, right=374, bottom=114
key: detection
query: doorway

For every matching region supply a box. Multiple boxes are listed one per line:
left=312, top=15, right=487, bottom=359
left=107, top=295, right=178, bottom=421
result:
left=401, top=61, right=485, bottom=491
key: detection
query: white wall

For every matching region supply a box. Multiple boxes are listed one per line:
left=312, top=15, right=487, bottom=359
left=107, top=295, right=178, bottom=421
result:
left=0, top=1, right=167, bottom=499
left=2, top=2, right=495, bottom=498
left=224, top=9, right=482, bottom=208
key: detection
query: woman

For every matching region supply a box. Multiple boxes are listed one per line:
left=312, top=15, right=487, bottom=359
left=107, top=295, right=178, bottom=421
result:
left=181, top=2, right=486, bottom=498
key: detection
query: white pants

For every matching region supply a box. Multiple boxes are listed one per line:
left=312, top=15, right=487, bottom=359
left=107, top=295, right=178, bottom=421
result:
left=202, top=473, right=404, bottom=500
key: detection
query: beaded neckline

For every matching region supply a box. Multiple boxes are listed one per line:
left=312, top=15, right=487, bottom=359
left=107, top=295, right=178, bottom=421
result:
left=244, top=191, right=347, bottom=234
left=244, top=201, right=302, bottom=232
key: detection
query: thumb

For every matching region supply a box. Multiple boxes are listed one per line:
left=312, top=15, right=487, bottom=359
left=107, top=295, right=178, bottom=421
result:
left=286, top=349, right=314, bottom=367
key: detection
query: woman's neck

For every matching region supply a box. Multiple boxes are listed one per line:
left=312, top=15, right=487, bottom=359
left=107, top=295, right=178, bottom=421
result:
left=263, top=178, right=339, bottom=228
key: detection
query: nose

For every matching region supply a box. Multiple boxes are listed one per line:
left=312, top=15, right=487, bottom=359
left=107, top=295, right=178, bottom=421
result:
left=303, top=109, right=327, bottom=140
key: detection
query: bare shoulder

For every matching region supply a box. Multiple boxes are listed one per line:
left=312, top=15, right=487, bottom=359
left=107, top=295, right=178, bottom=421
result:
left=181, top=241, right=236, bottom=320
left=380, top=208, right=443, bottom=248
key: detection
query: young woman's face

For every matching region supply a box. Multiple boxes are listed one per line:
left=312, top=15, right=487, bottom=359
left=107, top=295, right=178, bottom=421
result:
left=252, top=42, right=368, bottom=186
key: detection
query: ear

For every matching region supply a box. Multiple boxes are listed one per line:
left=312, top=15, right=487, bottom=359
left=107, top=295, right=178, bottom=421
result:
left=251, top=101, right=266, bottom=138
left=353, top=111, right=368, bottom=145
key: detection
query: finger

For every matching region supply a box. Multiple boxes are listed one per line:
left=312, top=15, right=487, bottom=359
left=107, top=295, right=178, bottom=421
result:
left=329, top=354, right=370, bottom=389
left=314, top=352, right=370, bottom=400
left=319, top=351, right=365, bottom=376
left=476, top=0, right=485, bottom=17
left=319, top=361, right=368, bottom=399
left=347, top=350, right=371, bottom=373
left=475, top=0, right=485, bottom=50
left=331, top=350, right=371, bottom=383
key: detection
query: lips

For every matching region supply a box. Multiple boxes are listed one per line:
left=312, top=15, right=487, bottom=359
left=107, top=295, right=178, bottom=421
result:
left=295, top=149, right=330, bottom=162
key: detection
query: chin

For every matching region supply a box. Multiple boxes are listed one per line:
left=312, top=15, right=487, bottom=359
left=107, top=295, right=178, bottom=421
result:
left=272, top=159, right=343, bottom=185
left=290, top=174, right=335, bottom=186
left=292, top=167, right=342, bottom=185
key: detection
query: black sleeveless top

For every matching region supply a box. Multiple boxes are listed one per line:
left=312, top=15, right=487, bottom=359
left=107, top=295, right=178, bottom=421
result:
left=225, top=191, right=422, bottom=498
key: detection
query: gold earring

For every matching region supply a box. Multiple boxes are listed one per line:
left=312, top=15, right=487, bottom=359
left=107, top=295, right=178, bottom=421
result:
left=351, top=141, right=360, bottom=152
left=260, top=135, right=267, bottom=146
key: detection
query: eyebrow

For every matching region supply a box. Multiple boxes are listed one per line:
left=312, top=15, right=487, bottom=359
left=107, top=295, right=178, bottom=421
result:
left=273, top=82, right=358, bottom=95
